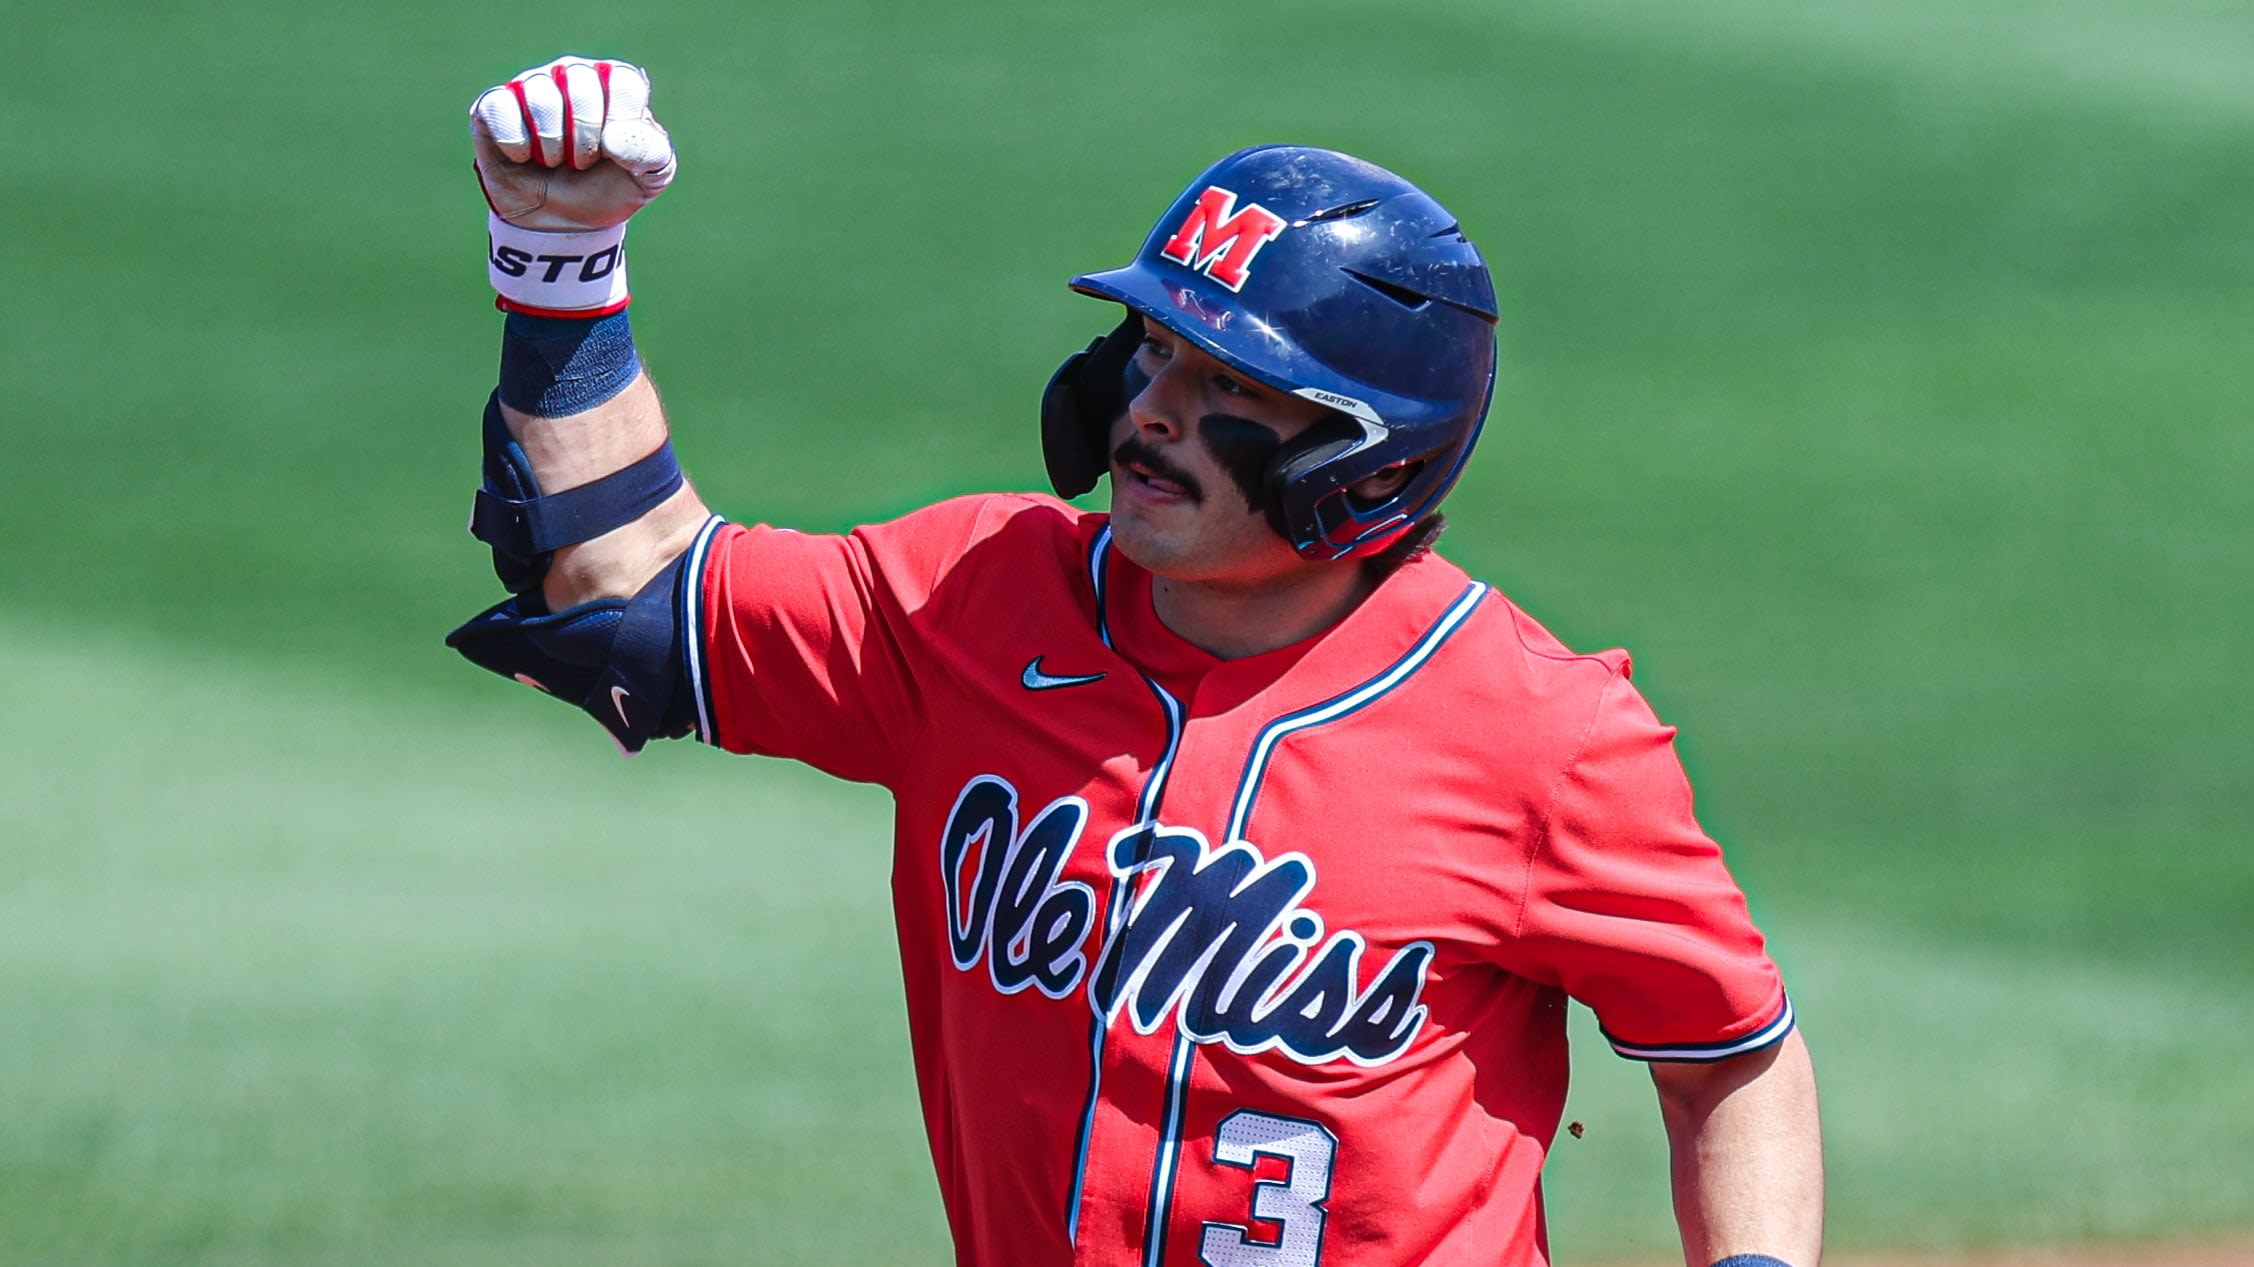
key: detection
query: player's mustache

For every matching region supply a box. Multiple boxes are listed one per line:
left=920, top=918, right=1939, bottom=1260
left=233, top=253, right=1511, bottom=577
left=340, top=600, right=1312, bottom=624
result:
left=1111, top=435, right=1204, bottom=502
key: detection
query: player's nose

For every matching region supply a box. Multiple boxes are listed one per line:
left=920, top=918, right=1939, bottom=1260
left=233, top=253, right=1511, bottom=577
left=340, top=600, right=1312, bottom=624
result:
left=1125, top=357, right=1191, bottom=441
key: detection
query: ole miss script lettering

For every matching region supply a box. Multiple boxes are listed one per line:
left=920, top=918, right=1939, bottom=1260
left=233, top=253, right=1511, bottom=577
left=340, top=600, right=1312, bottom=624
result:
left=941, top=775, right=1433, bottom=1068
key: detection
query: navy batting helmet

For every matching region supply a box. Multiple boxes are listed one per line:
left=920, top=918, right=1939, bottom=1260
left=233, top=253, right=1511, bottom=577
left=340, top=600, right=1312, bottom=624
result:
left=1041, top=144, right=1500, bottom=560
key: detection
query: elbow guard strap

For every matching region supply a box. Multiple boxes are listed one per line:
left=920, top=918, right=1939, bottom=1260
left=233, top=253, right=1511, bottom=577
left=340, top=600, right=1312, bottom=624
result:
left=468, top=391, right=685, bottom=593
left=443, top=518, right=717, bottom=754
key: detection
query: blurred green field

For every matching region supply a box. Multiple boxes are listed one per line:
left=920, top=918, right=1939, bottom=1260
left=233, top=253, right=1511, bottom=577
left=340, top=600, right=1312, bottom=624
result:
left=5, top=0, right=2250, bottom=1262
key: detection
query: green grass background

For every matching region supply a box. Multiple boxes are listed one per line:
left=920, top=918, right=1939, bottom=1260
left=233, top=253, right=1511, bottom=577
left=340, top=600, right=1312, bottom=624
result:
left=5, top=0, right=2249, bottom=1262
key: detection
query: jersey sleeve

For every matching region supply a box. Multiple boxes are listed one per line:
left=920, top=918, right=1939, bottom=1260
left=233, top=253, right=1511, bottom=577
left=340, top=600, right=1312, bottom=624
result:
left=1507, top=666, right=1792, bottom=1062
left=686, top=494, right=1039, bottom=788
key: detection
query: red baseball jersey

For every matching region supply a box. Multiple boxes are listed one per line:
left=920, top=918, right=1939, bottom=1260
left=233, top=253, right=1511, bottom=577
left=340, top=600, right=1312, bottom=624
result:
left=683, top=494, right=1790, bottom=1267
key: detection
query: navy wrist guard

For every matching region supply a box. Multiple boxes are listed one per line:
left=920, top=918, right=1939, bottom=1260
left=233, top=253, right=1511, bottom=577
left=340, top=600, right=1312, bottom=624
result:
left=499, top=309, right=642, bottom=417
left=444, top=518, right=716, bottom=754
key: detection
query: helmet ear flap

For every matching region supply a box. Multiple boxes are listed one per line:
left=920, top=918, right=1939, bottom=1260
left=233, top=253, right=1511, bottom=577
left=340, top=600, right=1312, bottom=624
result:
left=1260, top=414, right=1369, bottom=546
left=1040, top=312, right=1145, bottom=498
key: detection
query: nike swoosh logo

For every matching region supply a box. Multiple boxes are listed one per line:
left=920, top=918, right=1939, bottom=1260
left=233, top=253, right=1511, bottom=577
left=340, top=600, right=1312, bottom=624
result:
left=1021, top=656, right=1106, bottom=692
left=610, top=685, right=634, bottom=727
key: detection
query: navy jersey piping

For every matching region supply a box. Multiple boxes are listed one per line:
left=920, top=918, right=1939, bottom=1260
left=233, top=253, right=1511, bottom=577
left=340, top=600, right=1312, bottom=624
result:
left=1224, top=582, right=1489, bottom=840
left=1604, top=993, right=1796, bottom=1063
left=1067, top=527, right=1185, bottom=1245
left=1140, top=1032, right=1201, bottom=1266
left=681, top=514, right=729, bottom=747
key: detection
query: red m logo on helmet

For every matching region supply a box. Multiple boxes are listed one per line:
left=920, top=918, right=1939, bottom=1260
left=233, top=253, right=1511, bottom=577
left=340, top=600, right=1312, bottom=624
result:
left=1159, top=186, right=1287, bottom=293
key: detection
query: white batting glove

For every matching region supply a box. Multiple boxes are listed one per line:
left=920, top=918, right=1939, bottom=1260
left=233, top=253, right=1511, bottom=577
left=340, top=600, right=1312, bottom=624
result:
left=470, top=56, right=677, bottom=316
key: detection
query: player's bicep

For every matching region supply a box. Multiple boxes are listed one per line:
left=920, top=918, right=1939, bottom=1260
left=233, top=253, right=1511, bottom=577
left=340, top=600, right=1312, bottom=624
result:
left=691, top=521, right=921, bottom=785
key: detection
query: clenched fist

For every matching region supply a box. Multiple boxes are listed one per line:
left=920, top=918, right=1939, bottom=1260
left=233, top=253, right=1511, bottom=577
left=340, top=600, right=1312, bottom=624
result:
left=471, top=57, right=675, bottom=231
left=470, top=56, right=677, bottom=315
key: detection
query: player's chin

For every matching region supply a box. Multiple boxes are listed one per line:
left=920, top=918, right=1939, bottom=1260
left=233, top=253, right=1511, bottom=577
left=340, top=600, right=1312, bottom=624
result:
left=1108, top=473, right=1167, bottom=525
left=1104, top=501, right=1187, bottom=573
left=1108, top=512, right=1263, bottom=587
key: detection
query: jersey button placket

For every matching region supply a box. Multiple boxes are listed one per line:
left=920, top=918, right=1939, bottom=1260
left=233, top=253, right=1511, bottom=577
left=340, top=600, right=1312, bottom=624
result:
left=1117, top=705, right=1260, bottom=1267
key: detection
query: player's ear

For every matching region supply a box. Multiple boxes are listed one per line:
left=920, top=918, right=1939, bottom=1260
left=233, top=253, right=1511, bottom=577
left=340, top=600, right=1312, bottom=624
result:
left=1346, top=460, right=1418, bottom=506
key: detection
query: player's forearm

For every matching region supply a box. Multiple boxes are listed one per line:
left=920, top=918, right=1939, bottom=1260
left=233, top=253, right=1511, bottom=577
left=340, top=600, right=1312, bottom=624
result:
left=495, top=370, right=712, bottom=610
left=1653, top=1029, right=1825, bottom=1267
left=445, top=57, right=713, bottom=754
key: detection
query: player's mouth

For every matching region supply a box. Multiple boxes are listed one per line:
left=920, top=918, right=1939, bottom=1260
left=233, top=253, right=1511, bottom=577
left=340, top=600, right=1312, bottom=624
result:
left=1112, top=437, right=1202, bottom=503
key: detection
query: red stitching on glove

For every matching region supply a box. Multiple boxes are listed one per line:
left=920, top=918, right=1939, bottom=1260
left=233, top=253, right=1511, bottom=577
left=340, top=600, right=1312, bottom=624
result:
left=551, top=62, right=574, bottom=169
left=508, top=77, right=543, bottom=168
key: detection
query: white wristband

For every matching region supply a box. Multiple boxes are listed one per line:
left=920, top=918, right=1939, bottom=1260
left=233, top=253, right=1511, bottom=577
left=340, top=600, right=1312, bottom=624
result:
left=486, top=212, right=631, bottom=316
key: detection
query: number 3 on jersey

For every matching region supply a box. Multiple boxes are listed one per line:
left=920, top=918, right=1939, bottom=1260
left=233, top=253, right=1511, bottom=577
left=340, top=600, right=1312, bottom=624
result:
left=1199, top=1112, right=1337, bottom=1267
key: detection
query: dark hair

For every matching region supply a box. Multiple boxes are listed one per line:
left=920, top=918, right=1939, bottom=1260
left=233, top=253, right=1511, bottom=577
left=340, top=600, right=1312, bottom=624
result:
left=1362, top=513, right=1445, bottom=580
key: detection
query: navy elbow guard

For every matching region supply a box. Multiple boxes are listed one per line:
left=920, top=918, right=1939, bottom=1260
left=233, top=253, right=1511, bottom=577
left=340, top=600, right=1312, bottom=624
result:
left=469, top=391, right=684, bottom=593
left=444, top=523, right=712, bottom=754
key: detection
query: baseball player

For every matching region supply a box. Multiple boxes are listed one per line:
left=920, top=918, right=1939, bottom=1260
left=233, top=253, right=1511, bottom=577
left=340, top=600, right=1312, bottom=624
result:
left=448, top=56, right=1824, bottom=1267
